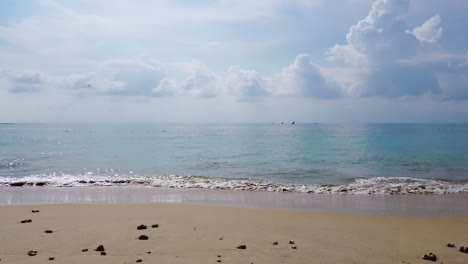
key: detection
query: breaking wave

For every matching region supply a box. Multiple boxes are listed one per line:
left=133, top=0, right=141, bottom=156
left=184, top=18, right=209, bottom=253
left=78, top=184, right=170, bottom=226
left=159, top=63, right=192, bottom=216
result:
left=0, top=174, right=467, bottom=195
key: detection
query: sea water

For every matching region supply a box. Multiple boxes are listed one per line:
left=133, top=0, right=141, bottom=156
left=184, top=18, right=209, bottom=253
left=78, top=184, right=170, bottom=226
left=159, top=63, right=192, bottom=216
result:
left=1, top=123, right=467, bottom=194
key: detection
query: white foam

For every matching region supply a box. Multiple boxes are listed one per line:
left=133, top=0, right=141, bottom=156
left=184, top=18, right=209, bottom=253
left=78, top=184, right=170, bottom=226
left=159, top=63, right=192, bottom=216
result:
left=0, top=174, right=466, bottom=195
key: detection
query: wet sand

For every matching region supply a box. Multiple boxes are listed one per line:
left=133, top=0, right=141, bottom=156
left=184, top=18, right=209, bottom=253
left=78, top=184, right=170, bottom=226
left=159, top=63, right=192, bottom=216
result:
left=0, top=203, right=467, bottom=264
left=1, top=187, right=467, bottom=216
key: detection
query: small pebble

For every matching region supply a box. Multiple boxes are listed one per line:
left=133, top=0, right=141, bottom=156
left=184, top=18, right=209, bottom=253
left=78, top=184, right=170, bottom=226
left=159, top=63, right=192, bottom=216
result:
left=272, top=242, right=278, bottom=245
left=100, top=252, right=107, bottom=256
left=95, top=245, right=105, bottom=252
left=136, top=259, right=142, bottom=263
left=237, top=245, right=246, bottom=249
left=45, top=230, right=53, bottom=234
left=291, top=246, right=298, bottom=249
left=219, top=237, right=223, bottom=240
left=137, top=225, right=147, bottom=230
left=446, top=243, right=455, bottom=248
left=422, top=253, right=437, bottom=261
left=147, top=251, right=151, bottom=254
left=138, top=235, right=149, bottom=240
left=289, top=241, right=295, bottom=245
left=32, top=210, right=40, bottom=213
left=48, top=257, right=54, bottom=260
left=82, top=249, right=88, bottom=252
left=151, top=224, right=158, bottom=228
left=217, top=255, right=221, bottom=258
left=217, top=260, right=221, bottom=263
left=27, top=250, right=37, bottom=256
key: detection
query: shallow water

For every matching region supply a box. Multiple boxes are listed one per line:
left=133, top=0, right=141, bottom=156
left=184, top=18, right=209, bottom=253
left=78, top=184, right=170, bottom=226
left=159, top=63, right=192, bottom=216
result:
left=1, top=123, right=467, bottom=194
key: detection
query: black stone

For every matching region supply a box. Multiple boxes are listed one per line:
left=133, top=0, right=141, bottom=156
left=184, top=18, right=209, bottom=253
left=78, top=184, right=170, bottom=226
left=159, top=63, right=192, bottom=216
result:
left=151, top=224, right=158, bottom=228
left=272, top=242, right=278, bottom=245
left=237, top=245, right=246, bottom=249
left=26, top=219, right=32, bottom=223
left=138, top=235, right=149, bottom=240
left=217, top=260, right=221, bottom=263
left=36, top=182, right=47, bottom=186
left=136, top=259, right=142, bottom=263
left=82, top=249, right=88, bottom=252
left=48, top=257, right=55, bottom=260
left=100, top=252, right=106, bottom=256
left=27, top=250, right=37, bottom=256
left=45, top=230, right=53, bottom=233
left=289, top=241, right=295, bottom=245
left=291, top=246, right=297, bottom=249
left=217, top=255, right=221, bottom=258
left=422, top=253, right=437, bottom=261
left=446, top=243, right=455, bottom=248
left=137, top=225, right=147, bottom=230
left=95, top=245, right=105, bottom=252
left=10, top=182, right=26, bottom=187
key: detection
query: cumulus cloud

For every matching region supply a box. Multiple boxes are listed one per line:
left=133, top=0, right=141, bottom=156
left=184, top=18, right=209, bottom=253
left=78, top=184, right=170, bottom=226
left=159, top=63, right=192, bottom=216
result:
left=65, top=60, right=165, bottom=96
left=322, top=0, right=468, bottom=99
left=224, top=66, right=271, bottom=100
left=408, top=15, right=442, bottom=44
left=152, top=63, right=219, bottom=98
left=277, top=54, right=338, bottom=98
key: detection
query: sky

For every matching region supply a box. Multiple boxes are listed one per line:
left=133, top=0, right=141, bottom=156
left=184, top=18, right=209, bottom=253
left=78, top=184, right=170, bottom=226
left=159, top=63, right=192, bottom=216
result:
left=0, top=0, right=467, bottom=123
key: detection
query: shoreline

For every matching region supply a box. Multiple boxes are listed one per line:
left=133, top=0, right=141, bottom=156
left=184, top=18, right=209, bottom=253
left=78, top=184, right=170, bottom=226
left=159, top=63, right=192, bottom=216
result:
left=1, top=203, right=467, bottom=264
left=1, top=186, right=467, bottom=216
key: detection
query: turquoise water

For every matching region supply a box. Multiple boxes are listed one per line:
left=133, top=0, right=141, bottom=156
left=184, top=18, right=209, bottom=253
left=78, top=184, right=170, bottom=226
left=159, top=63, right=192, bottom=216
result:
left=1, top=123, right=467, bottom=194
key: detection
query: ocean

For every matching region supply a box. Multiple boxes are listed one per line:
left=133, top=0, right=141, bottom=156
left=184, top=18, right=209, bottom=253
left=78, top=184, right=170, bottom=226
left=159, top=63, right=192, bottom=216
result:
left=1, top=123, right=467, bottom=194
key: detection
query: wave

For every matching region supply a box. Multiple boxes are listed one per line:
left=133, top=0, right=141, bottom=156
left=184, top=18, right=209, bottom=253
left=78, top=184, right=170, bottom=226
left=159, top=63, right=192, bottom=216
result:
left=0, top=174, right=467, bottom=195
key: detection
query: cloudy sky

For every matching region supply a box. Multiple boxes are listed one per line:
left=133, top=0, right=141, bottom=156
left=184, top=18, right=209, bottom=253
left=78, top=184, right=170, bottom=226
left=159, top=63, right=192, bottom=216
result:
left=0, top=0, right=467, bottom=123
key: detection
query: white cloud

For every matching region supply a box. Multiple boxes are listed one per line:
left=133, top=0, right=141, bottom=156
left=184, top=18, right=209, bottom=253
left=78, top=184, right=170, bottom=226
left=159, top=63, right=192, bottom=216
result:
left=224, top=66, right=271, bottom=100
left=276, top=54, right=339, bottom=98
left=408, top=15, right=442, bottom=44
left=152, top=62, right=219, bottom=98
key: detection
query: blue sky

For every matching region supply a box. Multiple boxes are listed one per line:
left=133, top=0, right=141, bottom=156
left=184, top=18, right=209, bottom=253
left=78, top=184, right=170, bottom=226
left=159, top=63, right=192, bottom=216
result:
left=0, top=0, right=467, bottom=123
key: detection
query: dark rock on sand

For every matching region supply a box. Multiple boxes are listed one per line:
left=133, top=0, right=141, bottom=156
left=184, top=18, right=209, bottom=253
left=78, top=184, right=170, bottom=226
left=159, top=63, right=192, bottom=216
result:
left=100, top=252, right=107, bottom=256
left=217, top=260, right=221, bottom=263
left=45, top=230, right=53, bottom=233
left=217, top=255, right=221, bottom=258
left=422, top=253, right=437, bottom=261
left=147, top=251, right=151, bottom=254
left=219, top=237, right=223, bottom=240
left=460, top=245, right=468, bottom=253
left=136, top=259, right=142, bottom=262
left=36, top=182, right=47, bottom=186
left=289, top=241, right=295, bottom=244
left=48, top=257, right=55, bottom=260
left=32, top=210, right=40, bottom=213
left=81, top=249, right=88, bottom=252
left=291, top=246, right=298, bottom=249
left=95, top=245, right=105, bottom=252
left=152, top=224, right=158, bottom=228
left=272, top=242, right=278, bottom=245
left=27, top=250, right=37, bottom=256
left=10, top=182, right=26, bottom=187
left=138, top=235, right=149, bottom=240
left=27, top=219, right=32, bottom=223
left=137, top=225, right=147, bottom=230
left=237, top=245, right=247, bottom=249
left=446, top=243, right=455, bottom=248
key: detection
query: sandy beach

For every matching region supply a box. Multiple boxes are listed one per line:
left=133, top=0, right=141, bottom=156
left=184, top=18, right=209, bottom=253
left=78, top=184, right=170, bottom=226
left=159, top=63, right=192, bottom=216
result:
left=0, top=203, right=467, bottom=264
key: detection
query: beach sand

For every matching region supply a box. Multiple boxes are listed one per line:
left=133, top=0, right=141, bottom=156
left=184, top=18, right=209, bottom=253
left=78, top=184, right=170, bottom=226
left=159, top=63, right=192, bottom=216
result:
left=0, top=203, right=467, bottom=264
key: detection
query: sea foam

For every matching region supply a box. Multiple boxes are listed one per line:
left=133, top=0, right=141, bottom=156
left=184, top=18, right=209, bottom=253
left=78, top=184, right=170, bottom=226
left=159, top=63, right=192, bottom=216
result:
left=0, top=174, right=467, bottom=195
